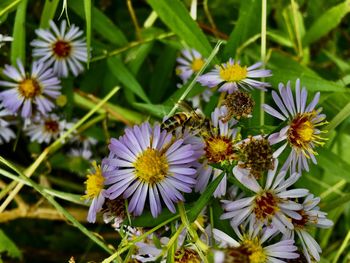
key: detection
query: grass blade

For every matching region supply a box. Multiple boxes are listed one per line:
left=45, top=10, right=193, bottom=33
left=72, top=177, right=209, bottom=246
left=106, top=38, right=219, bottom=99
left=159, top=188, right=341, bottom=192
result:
left=84, top=0, right=91, bottom=67
left=10, top=0, right=27, bottom=65
left=39, top=0, right=60, bottom=28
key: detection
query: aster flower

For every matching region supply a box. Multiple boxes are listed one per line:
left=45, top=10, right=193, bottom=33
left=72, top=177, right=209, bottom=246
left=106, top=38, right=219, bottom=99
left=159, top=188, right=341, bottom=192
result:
left=103, top=122, right=201, bottom=218
left=68, top=135, right=98, bottom=160
left=31, top=20, right=87, bottom=77
left=197, top=59, right=272, bottom=94
left=83, top=161, right=107, bottom=223
left=212, top=223, right=299, bottom=263
left=195, top=106, right=238, bottom=197
left=0, top=34, right=13, bottom=48
left=24, top=113, right=73, bottom=144
left=0, top=60, right=61, bottom=118
left=176, top=48, right=206, bottom=83
left=221, top=160, right=309, bottom=234
left=0, top=105, right=16, bottom=144
left=262, top=79, right=327, bottom=173
left=285, top=194, right=333, bottom=262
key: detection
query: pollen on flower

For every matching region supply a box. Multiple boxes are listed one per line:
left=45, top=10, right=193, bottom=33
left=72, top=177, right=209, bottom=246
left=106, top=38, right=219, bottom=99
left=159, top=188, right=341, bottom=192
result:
left=221, top=91, right=255, bottom=121
left=288, top=112, right=325, bottom=152
left=238, top=136, right=274, bottom=179
left=18, top=78, right=41, bottom=98
left=174, top=248, right=201, bottom=263
left=191, top=58, right=205, bottom=72
left=205, top=136, right=234, bottom=163
left=134, top=148, right=169, bottom=184
left=52, top=40, right=72, bottom=58
left=219, top=63, right=248, bottom=82
left=83, top=162, right=104, bottom=199
left=253, top=191, right=280, bottom=220
left=224, top=238, right=266, bottom=263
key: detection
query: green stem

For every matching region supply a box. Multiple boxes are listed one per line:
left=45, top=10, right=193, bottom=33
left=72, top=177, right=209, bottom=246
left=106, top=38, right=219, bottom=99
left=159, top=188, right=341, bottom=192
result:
left=167, top=40, right=223, bottom=117
left=260, top=0, right=267, bottom=126
left=0, top=157, right=113, bottom=254
left=333, top=229, right=350, bottom=263
left=91, top=32, right=175, bottom=62
left=0, top=87, right=120, bottom=213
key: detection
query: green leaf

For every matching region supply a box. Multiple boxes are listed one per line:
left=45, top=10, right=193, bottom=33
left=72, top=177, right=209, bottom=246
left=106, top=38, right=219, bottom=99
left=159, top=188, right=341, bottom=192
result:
left=0, top=229, right=22, bottom=260
left=223, top=0, right=261, bottom=60
left=133, top=103, right=171, bottom=118
left=317, top=149, right=350, bottom=183
left=149, top=45, right=178, bottom=102
left=0, top=156, right=114, bottom=254
left=147, top=0, right=212, bottom=58
left=84, top=0, right=91, bottom=66
left=107, top=56, right=150, bottom=103
left=10, top=0, right=27, bottom=65
left=326, top=102, right=350, bottom=131
left=69, top=0, right=127, bottom=46
left=303, top=0, right=350, bottom=46
left=267, top=52, right=346, bottom=92
left=39, top=0, right=60, bottom=28
left=267, top=30, right=293, bottom=48
left=323, top=50, right=350, bottom=73
left=0, top=0, right=21, bottom=19
left=187, top=172, right=225, bottom=222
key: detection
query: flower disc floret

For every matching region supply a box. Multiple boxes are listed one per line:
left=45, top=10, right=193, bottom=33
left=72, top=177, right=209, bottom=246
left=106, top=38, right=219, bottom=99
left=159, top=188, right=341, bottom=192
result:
left=19, top=79, right=42, bottom=98
left=84, top=162, right=105, bottom=200
left=134, top=148, right=169, bottom=184
left=52, top=40, right=72, bottom=58
left=219, top=63, right=248, bottom=82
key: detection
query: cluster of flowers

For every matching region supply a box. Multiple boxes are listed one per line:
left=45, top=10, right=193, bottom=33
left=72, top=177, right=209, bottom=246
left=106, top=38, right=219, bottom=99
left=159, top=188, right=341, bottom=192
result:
left=0, top=20, right=96, bottom=159
left=84, top=48, right=333, bottom=262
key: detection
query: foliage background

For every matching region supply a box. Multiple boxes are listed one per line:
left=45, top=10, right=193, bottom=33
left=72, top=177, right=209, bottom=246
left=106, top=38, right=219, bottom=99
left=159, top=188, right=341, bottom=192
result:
left=0, top=0, right=350, bottom=262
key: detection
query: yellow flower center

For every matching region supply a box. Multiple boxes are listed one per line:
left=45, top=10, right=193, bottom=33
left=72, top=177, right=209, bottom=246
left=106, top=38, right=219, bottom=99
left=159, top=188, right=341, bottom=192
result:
left=205, top=136, right=234, bottom=163
left=253, top=191, right=280, bottom=220
left=225, top=238, right=266, bottom=263
left=18, top=79, right=41, bottom=98
left=83, top=162, right=104, bottom=199
left=219, top=63, right=247, bottom=82
left=191, top=58, right=205, bottom=72
left=134, top=148, right=169, bottom=184
left=175, top=248, right=201, bottom=263
left=241, top=238, right=266, bottom=263
left=287, top=111, right=327, bottom=155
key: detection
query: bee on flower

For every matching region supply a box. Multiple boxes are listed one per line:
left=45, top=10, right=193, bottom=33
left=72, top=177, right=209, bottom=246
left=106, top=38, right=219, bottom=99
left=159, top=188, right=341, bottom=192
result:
left=197, top=59, right=272, bottom=94
left=263, top=79, right=327, bottom=173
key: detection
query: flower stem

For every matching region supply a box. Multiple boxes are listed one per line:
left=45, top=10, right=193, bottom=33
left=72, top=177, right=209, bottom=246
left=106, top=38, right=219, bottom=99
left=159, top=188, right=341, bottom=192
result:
left=260, top=0, right=267, bottom=126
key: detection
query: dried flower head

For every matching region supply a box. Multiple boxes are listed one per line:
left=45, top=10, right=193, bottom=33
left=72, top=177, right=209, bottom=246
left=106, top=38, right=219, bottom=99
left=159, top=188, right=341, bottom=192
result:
left=221, top=91, right=255, bottom=121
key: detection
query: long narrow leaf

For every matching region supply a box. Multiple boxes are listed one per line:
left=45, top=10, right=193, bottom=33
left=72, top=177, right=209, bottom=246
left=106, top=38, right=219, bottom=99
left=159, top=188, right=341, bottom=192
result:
left=39, top=0, right=60, bottom=28
left=84, top=0, right=92, bottom=67
left=10, top=0, right=27, bottom=65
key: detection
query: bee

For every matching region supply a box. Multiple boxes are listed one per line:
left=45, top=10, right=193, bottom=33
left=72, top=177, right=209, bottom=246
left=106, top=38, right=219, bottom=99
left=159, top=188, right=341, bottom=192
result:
left=161, top=100, right=211, bottom=136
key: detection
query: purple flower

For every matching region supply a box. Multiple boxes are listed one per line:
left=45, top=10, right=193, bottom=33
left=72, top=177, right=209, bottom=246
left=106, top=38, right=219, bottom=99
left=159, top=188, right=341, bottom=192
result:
left=0, top=104, right=15, bottom=144
left=31, top=20, right=87, bottom=77
left=262, top=79, right=327, bottom=173
left=24, top=113, right=74, bottom=144
left=197, top=59, right=272, bottom=93
left=83, top=161, right=108, bottom=223
left=221, top=159, right=309, bottom=234
left=103, top=122, right=201, bottom=218
left=0, top=60, right=61, bottom=118
left=176, top=48, right=206, bottom=83
left=284, top=194, right=333, bottom=262
left=196, top=106, right=238, bottom=197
